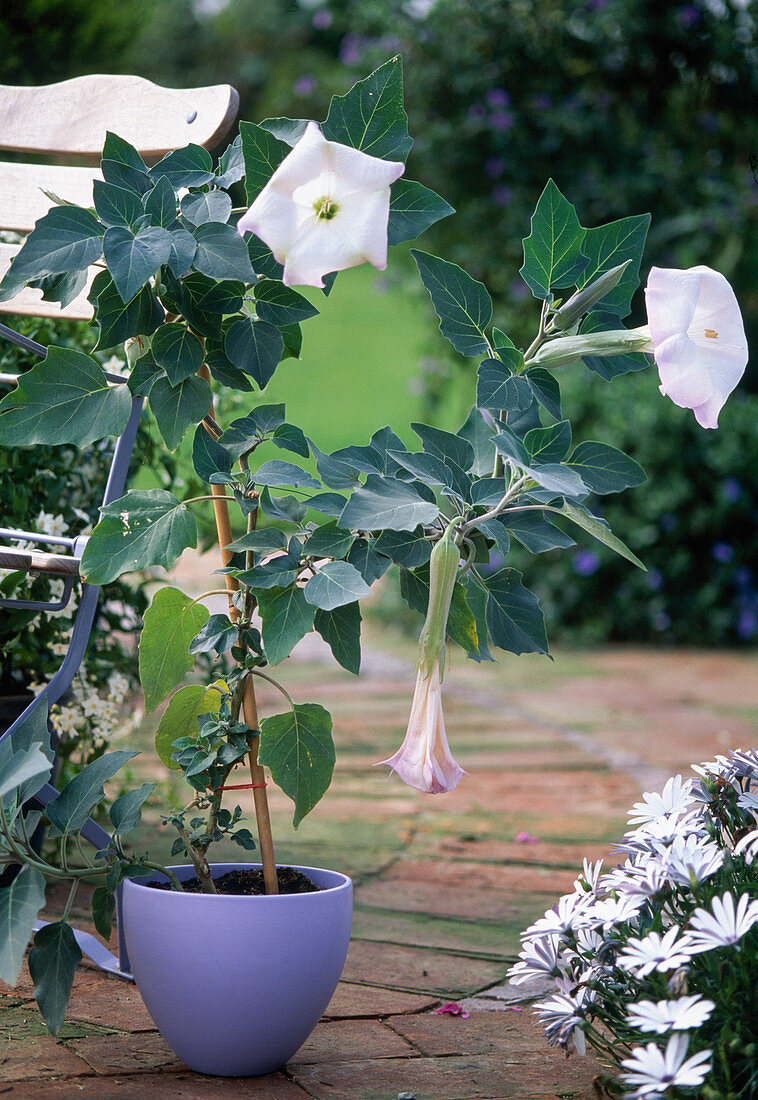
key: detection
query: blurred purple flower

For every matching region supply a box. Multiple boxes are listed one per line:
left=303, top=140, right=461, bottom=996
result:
left=737, top=609, right=757, bottom=640
left=712, top=542, right=734, bottom=564
left=699, top=113, right=718, bottom=132
left=676, top=4, right=700, bottom=28
left=646, top=568, right=664, bottom=592
left=722, top=477, right=741, bottom=503
left=734, top=567, right=753, bottom=588
left=484, top=156, right=506, bottom=179
left=293, top=74, right=317, bottom=97
left=652, top=612, right=672, bottom=631
left=532, top=93, right=553, bottom=112
left=510, top=278, right=531, bottom=301
left=493, top=184, right=513, bottom=207
left=515, top=831, right=539, bottom=844
left=490, top=109, right=515, bottom=133
left=312, top=9, right=332, bottom=29
left=573, top=549, right=601, bottom=576
left=660, top=513, right=679, bottom=532
left=486, top=88, right=511, bottom=109
left=339, top=33, right=365, bottom=65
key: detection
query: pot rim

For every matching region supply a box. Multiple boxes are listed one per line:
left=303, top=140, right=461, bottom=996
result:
left=122, top=862, right=352, bottom=899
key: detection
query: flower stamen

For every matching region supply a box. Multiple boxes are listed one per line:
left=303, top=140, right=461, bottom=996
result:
left=313, top=196, right=339, bottom=220
left=704, top=328, right=718, bottom=339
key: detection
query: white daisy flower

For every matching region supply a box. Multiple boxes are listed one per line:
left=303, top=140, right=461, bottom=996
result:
left=609, top=861, right=670, bottom=901
left=534, top=983, right=592, bottom=1057
left=620, top=1033, right=711, bottom=1098
left=508, top=933, right=563, bottom=985
left=626, top=995, right=715, bottom=1034
left=573, top=858, right=603, bottom=894
left=616, top=927, right=694, bottom=978
left=628, top=775, right=696, bottom=826
left=522, top=892, right=593, bottom=939
left=664, top=835, right=725, bottom=886
left=733, top=829, right=758, bottom=864
left=687, top=892, right=758, bottom=954
left=585, top=892, right=644, bottom=932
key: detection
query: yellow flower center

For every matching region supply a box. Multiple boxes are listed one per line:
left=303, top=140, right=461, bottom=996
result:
left=313, top=196, right=339, bottom=220
left=704, top=328, right=719, bottom=340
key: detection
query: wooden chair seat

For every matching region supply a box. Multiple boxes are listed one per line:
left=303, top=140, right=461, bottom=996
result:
left=0, top=74, right=239, bottom=322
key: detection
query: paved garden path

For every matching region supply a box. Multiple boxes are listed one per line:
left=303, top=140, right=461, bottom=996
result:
left=2, top=602, right=757, bottom=1098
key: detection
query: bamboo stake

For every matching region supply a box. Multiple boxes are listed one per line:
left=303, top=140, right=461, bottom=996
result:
left=198, top=365, right=279, bottom=894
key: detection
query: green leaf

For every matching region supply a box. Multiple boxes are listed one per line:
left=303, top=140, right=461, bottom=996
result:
left=374, top=526, right=431, bottom=569
left=477, top=355, right=531, bottom=414
left=192, top=423, right=233, bottom=482
left=215, top=134, right=245, bottom=188
left=90, top=271, right=164, bottom=350
left=271, top=422, right=309, bottom=458
left=166, top=228, right=197, bottom=278
left=149, top=374, right=211, bottom=452
left=339, top=473, right=439, bottom=532
left=150, top=144, right=214, bottom=188
left=252, top=459, right=321, bottom=490
left=322, top=56, right=412, bottom=161
left=181, top=191, right=232, bottom=226
left=29, top=269, right=87, bottom=308
left=226, top=529, right=287, bottom=554
left=525, top=367, right=562, bottom=419
left=259, top=487, right=307, bottom=525
left=109, top=783, right=156, bottom=834
left=236, top=556, right=298, bottom=590
left=484, top=569, right=549, bottom=655
left=576, top=214, right=651, bottom=318
left=520, top=179, right=587, bottom=300
left=254, top=280, right=319, bottom=326
left=143, top=177, right=178, bottom=228
left=102, top=131, right=148, bottom=176
left=0, top=207, right=104, bottom=299
left=139, top=586, right=210, bottom=712
left=80, top=489, right=197, bottom=584
left=524, top=421, right=572, bottom=464
left=304, top=560, right=371, bottom=611
left=0, top=347, right=131, bottom=448
left=412, top=422, right=474, bottom=474
left=259, top=117, right=310, bottom=146
left=411, top=250, right=492, bottom=358
left=91, top=887, right=115, bottom=940
left=0, top=867, right=46, bottom=986
left=189, top=614, right=238, bottom=655
left=258, top=704, right=335, bottom=827
left=0, top=745, right=52, bottom=800
left=457, top=407, right=496, bottom=477
left=567, top=441, right=646, bottom=495
left=302, top=522, right=355, bottom=559
left=193, top=222, right=255, bottom=281
left=47, top=751, right=138, bottom=834
left=257, top=585, right=315, bottom=665
left=493, top=431, right=587, bottom=497
left=103, top=225, right=172, bottom=303
left=151, top=322, right=204, bottom=385
left=225, top=317, right=284, bottom=388
left=346, top=538, right=391, bottom=583
left=239, top=121, right=290, bottom=203
left=29, top=922, right=82, bottom=1036
left=500, top=511, right=575, bottom=553
left=154, top=683, right=225, bottom=769
left=93, top=180, right=144, bottom=229
left=388, top=179, right=454, bottom=246
left=552, top=500, right=646, bottom=569
left=128, top=352, right=163, bottom=397
left=314, top=602, right=361, bottom=675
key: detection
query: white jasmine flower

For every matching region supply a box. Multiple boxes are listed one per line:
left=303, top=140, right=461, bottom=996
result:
left=687, top=892, right=758, bottom=953
left=508, top=933, right=563, bottom=985
left=628, top=775, right=696, bottom=826
left=620, top=1033, right=711, bottom=1098
left=238, top=121, right=404, bottom=288
left=35, top=510, right=68, bottom=537
left=107, top=671, right=130, bottom=703
left=626, top=995, right=715, bottom=1035
left=616, top=927, right=694, bottom=978
left=642, top=265, right=748, bottom=428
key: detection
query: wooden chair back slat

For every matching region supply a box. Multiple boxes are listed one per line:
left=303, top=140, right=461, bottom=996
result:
left=0, top=74, right=238, bottom=320
left=0, top=163, right=101, bottom=233
left=0, top=75, right=239, bottom=162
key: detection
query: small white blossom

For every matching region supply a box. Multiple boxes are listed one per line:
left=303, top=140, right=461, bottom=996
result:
left=626, top=995, right=715, bottom=1034
left=687, top=892, right=758, bottom=954
left=523, top=892, right=593, bottom=939
left=574, top=858, right=603, bottom=894
left=508, top=933, right=563, bottom=985
left=620, top=1033, right=711, bottom=1098
left=628, top=775, right=696, bottom=826
left=664, top=835, right=725, bottom=886
left=616, top=927, right=694, bottom=978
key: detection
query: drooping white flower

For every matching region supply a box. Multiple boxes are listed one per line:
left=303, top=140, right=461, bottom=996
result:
left=641, top=265, right=748, bottom=429
left=616, top=926, right=694, bottom=978
left=508, top=932, right=563, bottom=985
left=687, top=891, right=758, bottom=953
left=522, top=892, right=593, bottom=939
left=376, top=661, right=466, bottom=794
left=626, top=995, right=715, bottom=1035
left=237, top=121, right=404, bottom=288
left=620, top=1034, right=711, bottom=1098
left=535, top=981, right=593, bottom=1056
left=734, top=828, right=758, bottom=864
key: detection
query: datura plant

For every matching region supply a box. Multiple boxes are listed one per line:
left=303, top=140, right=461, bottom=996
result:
left=0, top=59, right=748, bottom=1035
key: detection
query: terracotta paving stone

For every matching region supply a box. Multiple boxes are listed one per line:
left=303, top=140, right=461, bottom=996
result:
left=323, top=982, right=438, bottom=1019
left=288, top=1019, right=414, bottom=1064
left=379, top=857, right=579, bottom=896
left=429, top=838, right=612, bottom=868
left=0, top=1026, right=93, bottom=1081
left=355, top=878, right=558, bottom=923
left=63, top=1032, right=183, bottom=1075
left=342, top=940, right=511, bottom=997
left=66, top=978, right=156, bottom=1033
left=351, top=907, right=511, bottom=957
left=0, top=1075, right=311, bottom=1098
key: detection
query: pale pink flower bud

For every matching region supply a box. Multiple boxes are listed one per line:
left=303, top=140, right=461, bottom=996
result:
left=237, top=121, right=404, bottom=289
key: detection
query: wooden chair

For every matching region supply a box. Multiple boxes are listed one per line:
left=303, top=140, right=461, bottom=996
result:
left=0, top=74, right=239, bottom=976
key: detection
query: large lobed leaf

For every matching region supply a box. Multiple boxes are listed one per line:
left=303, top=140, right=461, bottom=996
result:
left=258, top=704, right=335, bottom=827
left=411, top=250, right=492, bottom=358
left=139, top=587, right=210, bottom=713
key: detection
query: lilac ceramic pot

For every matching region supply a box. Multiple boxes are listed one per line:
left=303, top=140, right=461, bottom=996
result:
left=120, top=863, right=352, bottom=1076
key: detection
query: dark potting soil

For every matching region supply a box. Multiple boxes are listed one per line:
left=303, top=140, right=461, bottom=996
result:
left=146, top=866, right=322, bottom=895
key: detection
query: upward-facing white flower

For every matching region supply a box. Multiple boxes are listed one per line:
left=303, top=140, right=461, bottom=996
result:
left=620, top=1034, right=711, bottom=1098
left=628, top=775, right=696, bottom=826
left=642, top=265, right=747, bottom=429
left=626, top=995, right=715, bottom=1035
left=237, top=121, right=404, bottom=288
left=687, top=891, right=758, bottom=953
left=616, top=927, right=694, bottom=978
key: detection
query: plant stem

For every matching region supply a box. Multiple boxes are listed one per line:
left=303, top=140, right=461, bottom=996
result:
left=183, top=494, right=236, bottom=506
left=249, top=668, right=295, bottom=708
left=458, top=474, right=530, bottom=537
left=61, top=877, right=79, bottom=922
